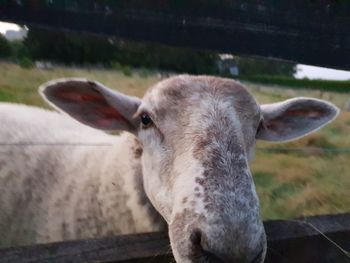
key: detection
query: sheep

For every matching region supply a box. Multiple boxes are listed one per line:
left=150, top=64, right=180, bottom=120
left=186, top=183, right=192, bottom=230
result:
left=0, top=76, right=338, bottom=263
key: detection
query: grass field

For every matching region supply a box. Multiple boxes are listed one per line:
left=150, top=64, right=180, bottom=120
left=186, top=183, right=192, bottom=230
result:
left=0, top=62, right=349, bottom=220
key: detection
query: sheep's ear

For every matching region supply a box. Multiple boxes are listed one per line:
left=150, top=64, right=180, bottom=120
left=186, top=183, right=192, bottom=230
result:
left=40, top=78, right=141, bottom=133
left=256, top=97, right=339, bottom=142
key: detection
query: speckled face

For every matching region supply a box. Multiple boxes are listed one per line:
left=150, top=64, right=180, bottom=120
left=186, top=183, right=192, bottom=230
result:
left=136, top=76, right=266, bottom=263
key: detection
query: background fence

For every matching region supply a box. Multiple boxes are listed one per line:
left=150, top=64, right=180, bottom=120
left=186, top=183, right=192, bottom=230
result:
left=0, top=0, right=349, bottom=69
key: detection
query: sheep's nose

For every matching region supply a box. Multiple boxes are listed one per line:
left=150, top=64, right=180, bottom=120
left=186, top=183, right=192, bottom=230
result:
left=189, top=229, right=265, bottom=263
left=190, top=229, right=225, bottom=263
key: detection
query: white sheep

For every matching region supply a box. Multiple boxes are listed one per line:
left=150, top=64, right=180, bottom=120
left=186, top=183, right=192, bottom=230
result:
left=0, top=76, right=338, bottom=263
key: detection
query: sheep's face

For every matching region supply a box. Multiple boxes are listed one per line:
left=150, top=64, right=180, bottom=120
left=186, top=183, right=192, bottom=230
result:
left=138, top=76, right=266, bottom=263
left=41, top=75, right=339, bottom=263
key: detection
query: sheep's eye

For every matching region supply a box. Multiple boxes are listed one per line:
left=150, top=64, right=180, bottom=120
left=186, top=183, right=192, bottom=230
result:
left=140, top=113, right=153, bottom=128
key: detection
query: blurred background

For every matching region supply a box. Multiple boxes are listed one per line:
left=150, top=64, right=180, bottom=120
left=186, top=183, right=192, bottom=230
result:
left=0, top=20, right=349, bottom=220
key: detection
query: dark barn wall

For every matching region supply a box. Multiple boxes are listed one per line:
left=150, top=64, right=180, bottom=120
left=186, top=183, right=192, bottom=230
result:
left=0, top=0, right=349, bottom=69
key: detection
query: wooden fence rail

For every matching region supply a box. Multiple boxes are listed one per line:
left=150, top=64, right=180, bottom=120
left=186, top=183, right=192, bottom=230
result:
left=0, top=0, right=349, bottom=70
left=0, top=213, right=349, bottom=263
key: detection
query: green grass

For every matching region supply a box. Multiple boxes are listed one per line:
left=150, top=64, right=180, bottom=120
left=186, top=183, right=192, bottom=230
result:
left=0, top=62, right=160, bottom=107
left=0, top=62, right=349, bottom=220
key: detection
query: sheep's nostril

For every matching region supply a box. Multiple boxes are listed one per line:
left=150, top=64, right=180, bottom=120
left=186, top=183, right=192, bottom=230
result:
left=190, top=228, right=203, bottom=253
left=189, top=229, right=225, bottom=263
left=189, top=229, right=264, bottom=263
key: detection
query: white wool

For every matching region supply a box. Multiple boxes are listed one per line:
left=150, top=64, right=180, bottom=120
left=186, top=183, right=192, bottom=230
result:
left=0, top=103, right=162, bottom=246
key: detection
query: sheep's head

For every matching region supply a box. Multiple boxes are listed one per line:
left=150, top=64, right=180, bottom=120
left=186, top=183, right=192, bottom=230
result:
left=41, top=76, right=339, bottom=263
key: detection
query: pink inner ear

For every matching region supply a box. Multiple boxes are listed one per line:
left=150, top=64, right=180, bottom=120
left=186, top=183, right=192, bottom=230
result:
left=265, top=108, right=326, bottom=132
left=286, top=109, right=324, bottom=118
left=81, top=93, right=105, bottom=102
left=98, top=106, right=130, bottom=122
left=265, top=120, right=281, bottom=131
left=56, top=90, right=105, bottom=103
left=96, top=118, right=114, bottom=127
left=54, top=88, right=131, bottom=128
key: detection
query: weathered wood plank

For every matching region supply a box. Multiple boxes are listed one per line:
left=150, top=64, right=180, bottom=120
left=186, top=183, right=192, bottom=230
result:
left=0, top=232, right=170, bottom=263
left=264, top=213, right=350, bottom=263
left=0, top=1, right=349, bottom=70
left=0, top=213, right=349, bottom=263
